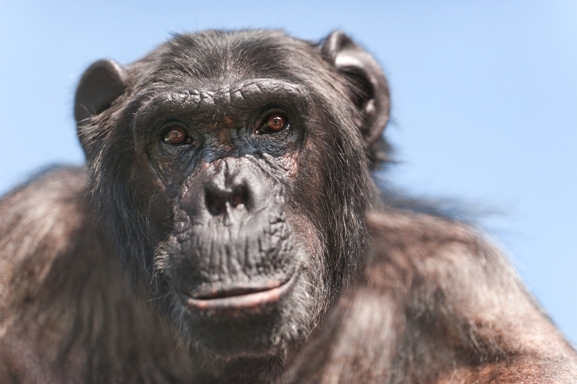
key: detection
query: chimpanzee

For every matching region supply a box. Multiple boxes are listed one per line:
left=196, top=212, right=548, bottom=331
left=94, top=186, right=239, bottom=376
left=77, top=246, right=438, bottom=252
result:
left=0, top=30, right=575, bottom=383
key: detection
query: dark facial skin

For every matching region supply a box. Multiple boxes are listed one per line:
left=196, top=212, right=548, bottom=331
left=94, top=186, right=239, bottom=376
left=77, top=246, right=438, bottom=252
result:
left=145, top=81, right=311, bottom=355
left=75, top=31, right=381, bottom=359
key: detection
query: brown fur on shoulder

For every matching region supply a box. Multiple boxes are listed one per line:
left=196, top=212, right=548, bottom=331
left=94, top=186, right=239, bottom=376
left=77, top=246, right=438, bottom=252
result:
left=0, top=168, right=196, bottom=383
left=286, top=210, right=577, bottom=383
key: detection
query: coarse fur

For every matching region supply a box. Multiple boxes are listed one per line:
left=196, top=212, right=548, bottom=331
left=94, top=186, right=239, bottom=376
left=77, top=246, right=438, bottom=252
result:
left=0, top=29, right=576, bottom=383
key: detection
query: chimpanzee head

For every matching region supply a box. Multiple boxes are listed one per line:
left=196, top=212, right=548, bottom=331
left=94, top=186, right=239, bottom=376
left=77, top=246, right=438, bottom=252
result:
left=75, top=30, right=390, bottom=358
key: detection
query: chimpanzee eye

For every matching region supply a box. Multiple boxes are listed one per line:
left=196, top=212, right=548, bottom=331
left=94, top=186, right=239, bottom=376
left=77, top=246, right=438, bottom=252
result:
left=162, top=125, right=193, bottom=145
left=257, top=113, right=289, bottom=134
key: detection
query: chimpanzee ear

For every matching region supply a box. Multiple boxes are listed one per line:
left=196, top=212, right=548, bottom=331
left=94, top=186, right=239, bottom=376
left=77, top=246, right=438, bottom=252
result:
left=321, top=31, right=390, bottom=146
left=74, top=59, right=127, bottom=125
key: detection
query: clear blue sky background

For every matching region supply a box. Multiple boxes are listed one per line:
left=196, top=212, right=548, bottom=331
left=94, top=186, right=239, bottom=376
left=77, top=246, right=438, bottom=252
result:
left=1, top=1, right=576, bottom=343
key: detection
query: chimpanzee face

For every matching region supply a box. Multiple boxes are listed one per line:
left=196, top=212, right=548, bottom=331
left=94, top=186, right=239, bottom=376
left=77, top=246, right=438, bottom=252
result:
left=75, top=30, right=388, bottom=358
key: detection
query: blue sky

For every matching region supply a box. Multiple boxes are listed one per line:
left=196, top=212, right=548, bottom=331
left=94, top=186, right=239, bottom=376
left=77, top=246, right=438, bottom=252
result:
left=1, top=1, right=576, bottom=343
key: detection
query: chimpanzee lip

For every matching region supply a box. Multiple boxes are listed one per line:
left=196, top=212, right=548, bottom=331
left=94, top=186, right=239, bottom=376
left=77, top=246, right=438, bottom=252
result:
left=180, top=274, right=296, bottom=311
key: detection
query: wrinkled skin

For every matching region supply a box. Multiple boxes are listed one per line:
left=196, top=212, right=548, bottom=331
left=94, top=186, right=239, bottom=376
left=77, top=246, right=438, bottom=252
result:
left=0, top=30, right=576, bottom=383
left=76, top=31, right=378, bottom=359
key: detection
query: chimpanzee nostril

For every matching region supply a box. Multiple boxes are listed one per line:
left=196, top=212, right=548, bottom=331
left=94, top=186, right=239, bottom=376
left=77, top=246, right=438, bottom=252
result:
left=204, top=181, right=249, bottom=216
left=205, top=188, right=227, bottom=216
left=230, top=186, right=246, bottom=208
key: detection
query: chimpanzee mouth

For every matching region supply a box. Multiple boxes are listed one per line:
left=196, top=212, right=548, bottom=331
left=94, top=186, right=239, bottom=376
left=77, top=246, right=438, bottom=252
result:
left=179, top=274, right=297, bottom=311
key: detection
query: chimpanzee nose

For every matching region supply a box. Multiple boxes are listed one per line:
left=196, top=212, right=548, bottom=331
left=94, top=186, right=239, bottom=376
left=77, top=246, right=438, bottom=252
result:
left=204, top=177, right=250, bottom=216
left=180, top=158, right=274, bottom=222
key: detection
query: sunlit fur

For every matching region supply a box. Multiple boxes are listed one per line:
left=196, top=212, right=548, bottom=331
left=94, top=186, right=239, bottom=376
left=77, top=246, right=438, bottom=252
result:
left=0, top=30, right=575, bottom=383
